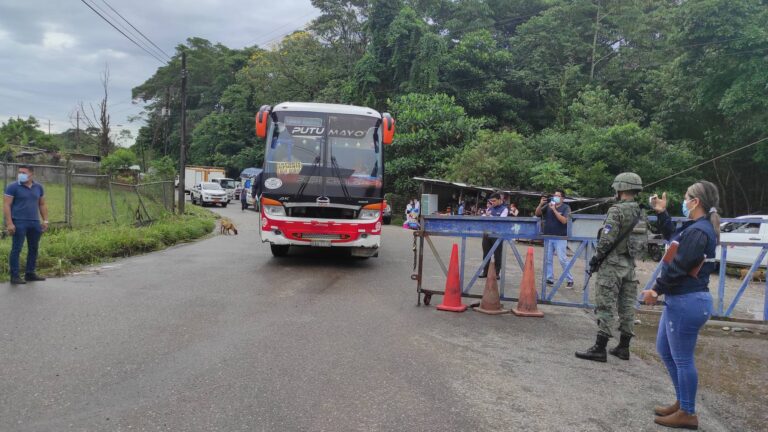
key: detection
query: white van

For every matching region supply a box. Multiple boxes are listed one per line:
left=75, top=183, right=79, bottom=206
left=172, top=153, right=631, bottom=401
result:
left=716, top=215, right=768, bottom=268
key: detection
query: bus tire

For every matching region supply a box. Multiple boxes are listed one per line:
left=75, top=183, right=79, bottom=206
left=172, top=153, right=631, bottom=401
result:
left=271, top=244, right=290, bottom=257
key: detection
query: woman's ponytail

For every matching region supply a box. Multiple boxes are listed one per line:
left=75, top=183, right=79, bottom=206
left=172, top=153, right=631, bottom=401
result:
left=687, top=180, right=721, bottom=243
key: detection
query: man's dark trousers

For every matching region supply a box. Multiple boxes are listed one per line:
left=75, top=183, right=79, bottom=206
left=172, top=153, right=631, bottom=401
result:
left=481, top=235, right=503, bottom=276
left=9, top=219, right=42, bottom=278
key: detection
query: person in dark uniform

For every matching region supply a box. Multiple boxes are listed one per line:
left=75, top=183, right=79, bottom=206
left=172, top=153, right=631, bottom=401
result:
left=479, top=193, right=508, bottom=279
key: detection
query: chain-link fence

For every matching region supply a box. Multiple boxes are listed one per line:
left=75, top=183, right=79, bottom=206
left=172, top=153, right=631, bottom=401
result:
left=2, top=162, right=175, bottom=228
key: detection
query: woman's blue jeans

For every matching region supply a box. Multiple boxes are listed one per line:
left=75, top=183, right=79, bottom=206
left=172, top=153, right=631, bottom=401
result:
left=9, top=219, right=43, bottom=278
left=656, top=291, right=713, bottom=414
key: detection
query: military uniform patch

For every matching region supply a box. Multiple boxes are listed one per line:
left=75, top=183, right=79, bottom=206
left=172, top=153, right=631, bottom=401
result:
left=603, top=224, right=613, bottom=234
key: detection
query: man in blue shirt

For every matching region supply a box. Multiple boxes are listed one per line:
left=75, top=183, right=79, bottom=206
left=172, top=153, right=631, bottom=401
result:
left=535, top=189, right=574, bottom=288
left=4, top=165, right=49, bottom=284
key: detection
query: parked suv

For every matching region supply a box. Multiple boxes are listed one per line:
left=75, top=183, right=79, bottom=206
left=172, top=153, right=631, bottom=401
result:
left=190, top=182, right=229, bottom=207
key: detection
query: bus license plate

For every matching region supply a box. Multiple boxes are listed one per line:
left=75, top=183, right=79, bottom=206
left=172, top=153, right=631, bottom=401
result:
left=310, top=240, right=332, bottom=247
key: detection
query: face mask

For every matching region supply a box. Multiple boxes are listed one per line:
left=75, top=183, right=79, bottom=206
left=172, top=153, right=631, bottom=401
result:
left=682, top=199, right=696, bottom=218
left=17, top=173, right=29, bottom=183
left=551, top=196, right=561, bottom=204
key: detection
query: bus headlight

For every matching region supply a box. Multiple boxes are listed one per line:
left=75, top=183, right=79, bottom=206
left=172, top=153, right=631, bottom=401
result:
left=359, top=209, right=380, bottom=220
left=263, top=205, right=286, bottom=217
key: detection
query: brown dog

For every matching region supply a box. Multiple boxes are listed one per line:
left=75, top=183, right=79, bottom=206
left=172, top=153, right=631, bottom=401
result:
left=738, top=267, right=766, bottom=282
left=220, top=218, right=238, bottom=235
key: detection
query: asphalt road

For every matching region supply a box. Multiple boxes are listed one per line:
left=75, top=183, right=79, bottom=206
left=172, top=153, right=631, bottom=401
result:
left=0, top=204, right=732, bottom=431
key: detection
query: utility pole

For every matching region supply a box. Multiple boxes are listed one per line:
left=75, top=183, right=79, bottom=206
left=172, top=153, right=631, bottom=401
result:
left=177, top=51, right=187, bottom=215
left=48, top=119, right=51, bottom=135
left=76, top=110, right=80, bottom=152
left=164, top=86, right=170, bottom=156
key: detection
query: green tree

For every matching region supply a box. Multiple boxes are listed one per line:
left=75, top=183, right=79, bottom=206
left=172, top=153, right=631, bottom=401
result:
left=0, top=117, right=55, bottom=155
left=148, top=156, right=176, bottom=181
left=132, top=38, right=256, bottom=159
left=446, top=130, right=534, bottom=188
left=655, top=0, right=768, bottom=214
left=386, top=93, right=484, bottom=195
left=101, top=148, right=139, bottom=174
left=532, top=87, right=697, bottom=198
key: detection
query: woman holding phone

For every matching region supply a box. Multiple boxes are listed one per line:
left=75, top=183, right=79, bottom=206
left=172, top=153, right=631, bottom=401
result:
left=642, top=180, right=720, bottom=430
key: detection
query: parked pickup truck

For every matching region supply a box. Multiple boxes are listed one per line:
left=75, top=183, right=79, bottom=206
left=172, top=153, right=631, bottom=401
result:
left=716, top=215, right=768, bottom=268
left=190, top=182, right=229, bottom=207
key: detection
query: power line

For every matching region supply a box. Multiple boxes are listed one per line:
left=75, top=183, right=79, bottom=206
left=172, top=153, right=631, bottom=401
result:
left=253, top=11, right=321, bottom=46
left=79, top=0, right=168, bottom=64
left=87, top=0, right=170, bottom=62
left=99, top=0, right=173, bottom=60
left=645, top=136, right=768, bottom=189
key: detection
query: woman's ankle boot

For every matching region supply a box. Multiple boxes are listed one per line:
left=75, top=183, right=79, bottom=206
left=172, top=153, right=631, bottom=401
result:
left=654, top=400, right=679, bottom=416
left=654, top=409, right=698, bottom=430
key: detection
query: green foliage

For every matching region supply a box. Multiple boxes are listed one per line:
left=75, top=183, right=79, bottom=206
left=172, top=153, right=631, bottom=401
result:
left=447, top=130, right=533, bottom=189
left=148, top=156, right=176, bottom=181
left=387, top=93, right=484, bottom=195
left=100, top=148, right=138, bottom=173
left=0, top=116, right=55, bottom=155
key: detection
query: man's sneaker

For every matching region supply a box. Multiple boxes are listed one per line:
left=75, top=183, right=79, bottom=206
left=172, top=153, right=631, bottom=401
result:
left=567, top=280, right=574, bottom=288
left=25, top=273, right=46, bottom=282
left=10, top=277, right=26, bottom=284
left=546, top=279, right=554, bottom=285
left=478, top=273, right=488, bottom=279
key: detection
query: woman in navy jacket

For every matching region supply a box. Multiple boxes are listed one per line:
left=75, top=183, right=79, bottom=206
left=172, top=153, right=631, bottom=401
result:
left=642, top=180, right=720, bottom=430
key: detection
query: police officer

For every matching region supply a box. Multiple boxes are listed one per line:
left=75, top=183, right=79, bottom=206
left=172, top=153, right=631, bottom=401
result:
left=576, top=172, right=647, bottom=362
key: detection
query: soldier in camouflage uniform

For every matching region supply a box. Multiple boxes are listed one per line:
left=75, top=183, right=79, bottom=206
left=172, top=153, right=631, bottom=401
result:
left=576, top=172, right=648, bottom=362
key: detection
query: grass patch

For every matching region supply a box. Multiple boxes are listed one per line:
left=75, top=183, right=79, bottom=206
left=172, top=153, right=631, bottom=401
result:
left=0, top=210, right=215, bottom=281
left=43, top=183, right=176, bottom=227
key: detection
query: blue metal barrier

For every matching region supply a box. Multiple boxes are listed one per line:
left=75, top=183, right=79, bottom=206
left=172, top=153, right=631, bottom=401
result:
left=415, top=214, right=768, bottom=322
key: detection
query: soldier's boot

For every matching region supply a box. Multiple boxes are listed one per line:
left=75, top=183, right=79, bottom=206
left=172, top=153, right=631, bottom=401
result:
left=609, top=333, right=632, bottom=360
left=575, top=334, right=608, bottom=362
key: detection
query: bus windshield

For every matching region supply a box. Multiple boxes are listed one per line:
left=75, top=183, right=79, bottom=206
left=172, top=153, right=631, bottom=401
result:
left=264, top=112, right=382, bottom=200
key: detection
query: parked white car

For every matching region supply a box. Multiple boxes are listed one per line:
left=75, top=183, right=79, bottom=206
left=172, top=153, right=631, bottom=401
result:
left=190, top=182, right=229, bottom=207
left=716, top=215, right=768, bottom=268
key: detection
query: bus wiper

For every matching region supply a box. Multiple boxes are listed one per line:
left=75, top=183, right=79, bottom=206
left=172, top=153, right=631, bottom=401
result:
left=294, top=156, right=321, bottom=199
left=331, top=156, right=351, bottom=201
left=370, top=160, right=379, bottom=178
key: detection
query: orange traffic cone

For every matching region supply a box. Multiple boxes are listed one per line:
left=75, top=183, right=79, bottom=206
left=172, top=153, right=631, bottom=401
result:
left=512, top=247, right=544, bottom=317
left=474, top=262, right=508, bottom=315
left=437, top=244, right=467, bottom=312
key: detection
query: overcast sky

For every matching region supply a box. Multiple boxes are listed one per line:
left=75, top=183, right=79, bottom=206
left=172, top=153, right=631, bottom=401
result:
left=0, top=0, right=319, bottom=144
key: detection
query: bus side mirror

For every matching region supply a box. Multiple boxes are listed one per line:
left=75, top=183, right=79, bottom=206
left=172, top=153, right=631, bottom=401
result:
left=382, top=113, right=395, bottom=145
left=255, top=105, right=271, bottom=139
